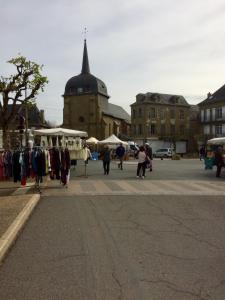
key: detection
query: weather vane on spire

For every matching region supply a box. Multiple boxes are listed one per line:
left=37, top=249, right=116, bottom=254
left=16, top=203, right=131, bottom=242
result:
left=82, top=27, right=88, bottom=41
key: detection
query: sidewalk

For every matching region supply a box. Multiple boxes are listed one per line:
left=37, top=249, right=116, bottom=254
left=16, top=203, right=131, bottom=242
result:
left=0, top=181, right=40, bottom=264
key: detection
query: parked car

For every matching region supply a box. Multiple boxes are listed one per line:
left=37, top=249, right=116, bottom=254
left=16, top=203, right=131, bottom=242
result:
left=153, top=148, right=173, bottom=159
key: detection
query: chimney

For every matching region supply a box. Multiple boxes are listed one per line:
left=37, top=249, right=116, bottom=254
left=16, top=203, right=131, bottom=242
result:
left=207, top=92, right=211, bottom=98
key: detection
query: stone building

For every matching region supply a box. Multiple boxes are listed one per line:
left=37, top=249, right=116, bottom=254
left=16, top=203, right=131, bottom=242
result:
left=5, top=104, right=47, bottom=130
left=188, top=104, right=201, bottom=151
left=0, top=104, right=47, bottom=148
left=198, top=84, right=225, bottom=140
left=130, top=92, right=191, bottom=152
left=63, top=40, right=131, bottom=140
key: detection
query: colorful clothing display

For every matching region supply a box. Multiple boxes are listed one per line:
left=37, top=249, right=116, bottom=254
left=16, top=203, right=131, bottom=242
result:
left=0, top=147, right=71, bottom=186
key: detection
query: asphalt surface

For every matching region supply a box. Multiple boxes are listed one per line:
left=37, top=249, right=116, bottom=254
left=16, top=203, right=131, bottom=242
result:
left=71, top=158, right=223, bottom=181
left=0, top=159, right=225, bottom=300
left=0, top=194, right=225, bottom=299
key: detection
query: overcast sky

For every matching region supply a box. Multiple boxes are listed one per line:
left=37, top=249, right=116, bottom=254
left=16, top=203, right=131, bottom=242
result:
left=1, top=0, right=225, bottom=124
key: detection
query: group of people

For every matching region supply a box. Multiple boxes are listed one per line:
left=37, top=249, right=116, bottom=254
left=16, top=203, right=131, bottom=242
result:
left=200, top=145, right=225, bottom=178
left=100, top=142, right=153, bottom=178
left=136, top=143, right=153, bottom=178
left=99, top=144, right=123, bottom=175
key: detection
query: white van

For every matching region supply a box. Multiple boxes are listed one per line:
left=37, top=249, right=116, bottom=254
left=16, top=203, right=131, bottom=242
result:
left=153, top=148, right=173, bottom=159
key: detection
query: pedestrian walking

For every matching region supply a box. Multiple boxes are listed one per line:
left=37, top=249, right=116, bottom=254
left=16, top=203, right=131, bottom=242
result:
left=116, top=143, right=125, bottom=170
left=84, top=144, right=92, bottom=164
left=101, top=145, right=112, bottom=175
left=136, top=145, right=147, bottom=179
left=214, top=146, right=225, bottom=177
left=145, top=143, right=153, bottom=171
left=199, top=146, right=206, bottom=161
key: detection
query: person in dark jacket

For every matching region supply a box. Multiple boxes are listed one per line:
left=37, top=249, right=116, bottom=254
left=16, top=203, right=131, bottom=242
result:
left=199, top=146, right=206, bottom=161
left=214, top=146, right=225, bottom=177
left=116, top=143, right=125, bottom=170
left=102, top=145, right=112, bottom=175
left=145, top=143, right=153, bottom=171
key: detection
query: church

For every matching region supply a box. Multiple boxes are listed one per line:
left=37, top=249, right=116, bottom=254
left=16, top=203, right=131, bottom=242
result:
left=63, top=40, right=131, bottom=140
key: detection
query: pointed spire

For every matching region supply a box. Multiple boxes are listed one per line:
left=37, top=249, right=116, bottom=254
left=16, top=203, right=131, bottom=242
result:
left=81, top=39, right=90, bottom=74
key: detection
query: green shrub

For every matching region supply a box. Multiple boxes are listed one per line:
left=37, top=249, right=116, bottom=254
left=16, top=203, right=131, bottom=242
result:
left=172, top=154, right=181, bottom=160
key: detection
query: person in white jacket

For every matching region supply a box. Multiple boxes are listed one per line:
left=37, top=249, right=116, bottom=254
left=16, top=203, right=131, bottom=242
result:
left=136, top=146, right=147, bottom=179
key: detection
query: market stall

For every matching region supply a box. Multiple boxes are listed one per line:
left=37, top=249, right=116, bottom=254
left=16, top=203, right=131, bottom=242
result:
left=33, top=127, right=87, bottom=148
left=34, top=127, right=89, bottom=177
left=98, top=134, right=128, bottom=146
left=98, top=134, right=128, bottom=160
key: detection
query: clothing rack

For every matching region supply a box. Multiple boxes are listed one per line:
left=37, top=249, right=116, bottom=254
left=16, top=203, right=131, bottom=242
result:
left=0, top=146, right=71, bottom=192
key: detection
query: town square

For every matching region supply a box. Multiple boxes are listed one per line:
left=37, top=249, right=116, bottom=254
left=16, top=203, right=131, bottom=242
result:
left=1, top=0, right=225, bottom=299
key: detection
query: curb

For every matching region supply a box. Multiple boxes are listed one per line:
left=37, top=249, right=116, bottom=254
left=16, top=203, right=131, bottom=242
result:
left=0, top=194, right=41, bottom=265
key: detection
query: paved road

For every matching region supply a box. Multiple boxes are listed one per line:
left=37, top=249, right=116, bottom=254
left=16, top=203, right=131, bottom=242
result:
left=0, top=159, right=225, bottom=299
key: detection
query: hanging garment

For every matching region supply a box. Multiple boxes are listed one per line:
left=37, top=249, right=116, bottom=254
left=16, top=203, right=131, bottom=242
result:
left=49, top=148, right=61, bottom=180
left=3, top=151, right=13, bottom=179
left=0, top=152, right=5, bottom=180
left=12, top=151, right=21, bottom=183
left=19, top=151, right=27, bottom=186
left=44, top=149, right=51, bottom=174
left=60, top=148, right=70, bottom=185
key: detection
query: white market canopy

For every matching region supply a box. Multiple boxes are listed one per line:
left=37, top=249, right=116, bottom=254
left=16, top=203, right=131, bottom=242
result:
left=207, top=137, right=225, bottom=145
left=98, top=134, right=128, bottom=145
left=86, top=137, right=99, bottom=144
left=33, top=127, right=88, bottom=137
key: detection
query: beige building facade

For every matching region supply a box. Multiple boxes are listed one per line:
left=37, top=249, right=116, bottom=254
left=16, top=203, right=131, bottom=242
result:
left=131, top=92, right=191, bottom=152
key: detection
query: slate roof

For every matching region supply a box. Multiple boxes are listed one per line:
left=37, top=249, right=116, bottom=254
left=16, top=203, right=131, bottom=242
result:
left=102, top=103, right=131, bottom=123
left=198, top=84, right=225, bottom=106
left=64, top=40, right=109, bottom=98
left=131, top=92, right=190, bottom=107
left=7, top=104, right=47, bottom=128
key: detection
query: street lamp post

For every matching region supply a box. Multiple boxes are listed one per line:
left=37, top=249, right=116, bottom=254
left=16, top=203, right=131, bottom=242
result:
left=25, top=84, right=29, bottom=147
left=145, top=119, right=150, bottom=144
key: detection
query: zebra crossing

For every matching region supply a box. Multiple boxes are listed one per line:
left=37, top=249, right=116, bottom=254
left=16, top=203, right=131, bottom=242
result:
left=43, top=179, right=225, bottom=196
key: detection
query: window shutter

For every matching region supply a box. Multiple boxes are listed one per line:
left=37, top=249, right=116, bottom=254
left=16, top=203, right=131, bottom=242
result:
left=207, top=109, right=210, bottom=121
left=212, top=108, right=215, bottom=121
left=201, top=110, right=204, bottom=122
left=222, top=107, right=225, bottom=119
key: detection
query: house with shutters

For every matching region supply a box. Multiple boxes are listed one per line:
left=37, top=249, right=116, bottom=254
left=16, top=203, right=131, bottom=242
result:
left=198, top=84, right=225, bottom=139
